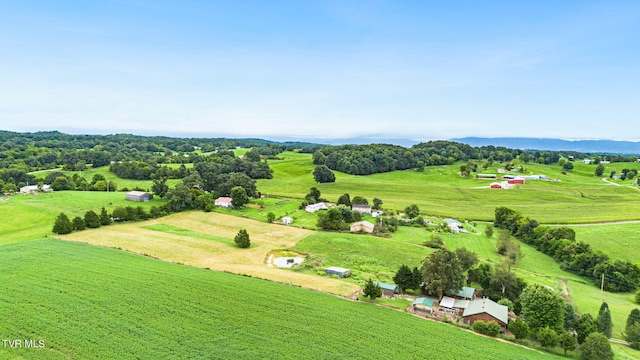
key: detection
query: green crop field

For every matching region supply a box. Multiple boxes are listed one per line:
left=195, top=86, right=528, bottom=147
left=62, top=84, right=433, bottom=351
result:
left=0, top=240, right=562, bottom=360
left=257, top=152, right=640, bottom=223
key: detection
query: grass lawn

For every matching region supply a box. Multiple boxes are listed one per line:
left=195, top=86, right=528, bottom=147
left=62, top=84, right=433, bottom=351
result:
left=257, top=152, right=640, bottom=223
left=0, top=239, right=563, bottom=360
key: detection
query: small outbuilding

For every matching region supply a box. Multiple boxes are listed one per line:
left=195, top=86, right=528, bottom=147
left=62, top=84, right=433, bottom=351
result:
left=20, top=184, right=52, bottom=194
left=451, top=286, right=476, bottom=300
left=126, top=191, right=153, bottom=202
left=305, top=202, right=329, bottom=213
left=325, top=266, right=350, bottom=278
left=508, top=178, right=525, bottom=185
left=412, top=297, right=435, bottom=314
left=350, top=220, right=375, bottom=233
left=281, top=216, right=293, bottom=225
left=374, top=282, right=400, bottom=296
left=215, top=197, right=233, bottom=208
left=351, top=204, right=372, bottom=214
left=490, top=182, right=503, bottom=189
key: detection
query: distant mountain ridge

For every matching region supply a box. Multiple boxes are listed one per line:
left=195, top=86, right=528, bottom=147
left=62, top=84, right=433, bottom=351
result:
left=450, top=137, right=640, bottom=154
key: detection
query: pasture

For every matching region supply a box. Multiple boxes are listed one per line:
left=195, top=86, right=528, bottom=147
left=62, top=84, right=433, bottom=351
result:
left=257, top=152, right=640, bottom=223
left=571, top=222, right=640, bottom=264
left=0, top=191, right=161, bottom=245
left=0, top=239, right=562, bottom=360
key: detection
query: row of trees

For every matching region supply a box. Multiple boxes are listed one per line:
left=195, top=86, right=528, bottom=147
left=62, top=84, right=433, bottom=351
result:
left=494, top=207, right=640, bottom=292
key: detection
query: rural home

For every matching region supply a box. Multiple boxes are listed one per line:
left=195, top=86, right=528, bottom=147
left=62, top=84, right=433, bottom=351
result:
left=439, top=296, right=469, bottom=315
left=351, top=204, right=372, bottom=214
left=350, top=221, right=375, bottom=233
left=215, top=197, right=233, bottom=208
left=281, top=216, right=293, bottom=225
left=462, top=298, right=509, bottom=330
left=20, top=184, right=52, bottom=194
left=443, top=218, right=463, bottom=234
left=325, top=267, right=350, bottom=278
left=125, top=191, right=153, bottom=202
left=583, top=159, right=591, bottom=164
left=412, top=297, right=435, bottom=314
left=305, top=202, right=329, bottom=213
left=374, top=282, right=399, bottom=296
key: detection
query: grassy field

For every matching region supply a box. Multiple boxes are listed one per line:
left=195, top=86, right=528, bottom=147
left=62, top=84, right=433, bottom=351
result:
left=571, top=222, right=640, bottom=264
left=257, top=152, right=640, bottom=223
left=57, top=211, right=359, bottom=295
left=0, top=240, right=563, bottom=360
left=0, top=191, right=162, bottom=245
left=32, top=165, right=182, bottom=191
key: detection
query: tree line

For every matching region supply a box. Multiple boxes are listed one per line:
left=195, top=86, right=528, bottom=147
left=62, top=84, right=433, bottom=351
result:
left=494, top=207, right=640, bottom=292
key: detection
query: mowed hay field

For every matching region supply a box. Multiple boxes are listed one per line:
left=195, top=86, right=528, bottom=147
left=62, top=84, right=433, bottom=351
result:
left=0, top=240, right=562, bottom=360
left=58, top=211, right=359, bottom=295
left=257, top=152, right=640, bottom=223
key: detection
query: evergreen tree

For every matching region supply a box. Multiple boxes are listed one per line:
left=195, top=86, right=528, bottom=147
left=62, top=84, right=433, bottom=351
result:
left=363, top=278, right=382, bottom=300
left=72, top=216, right=86, bottom=231
left=52, top=212, right=73, bottom=234
left=234, top=229, right=250, bottom=248
left=411, top=267, right=422, bottom=291
left=580, top=333, right=613, bottom=360
left=576, top=313, right=598, bottom=344
left=84, top=210, right=101, bottom=228
left=559, top=332, right=576, bottom=355
left=266, top=212, right=275, bottom=223
left=393, top=265, right=413, bottom=292
left=597, top=302, right=613, bottom=338
left=625, top=309, right=640, bottom=349
left=100, top=207, right=111, bottom=225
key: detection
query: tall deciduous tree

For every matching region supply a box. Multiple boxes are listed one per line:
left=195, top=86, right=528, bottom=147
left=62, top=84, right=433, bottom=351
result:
left=313, top=165, right=335, bottom=183
left=372, top=198, right=383, bottom=210
left=422, top=248, right=465, bottom=298
left=151, top=178, right=169, bottom=198
left=234, top=229, right=250, bottom=248
left=165, top=183, right=193, bottom=212
left=230, top=186, right=249, bottom=208
left=337, top=193, right=351, bottom=207
left=595, top=164, right=605, bottom=177
left=404, top=204, right=420, bottom=218
left=351, top=196, right=368, bottom=205
left=520, top=284, right=565, bottom=333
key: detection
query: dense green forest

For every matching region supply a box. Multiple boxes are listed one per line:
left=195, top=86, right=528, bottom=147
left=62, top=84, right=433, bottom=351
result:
left=311, top=141, right=640, bottom=175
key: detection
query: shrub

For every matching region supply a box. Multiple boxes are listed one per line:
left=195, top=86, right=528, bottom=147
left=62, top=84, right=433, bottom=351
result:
left=537, top=326, right=558, bottom=348
left=471, top=320, right=500, bottom=337
left=508, top=318, right=529, bottom=340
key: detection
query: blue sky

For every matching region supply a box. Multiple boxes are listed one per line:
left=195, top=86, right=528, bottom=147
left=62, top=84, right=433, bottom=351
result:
left=1, top=1, right=639, bottom=141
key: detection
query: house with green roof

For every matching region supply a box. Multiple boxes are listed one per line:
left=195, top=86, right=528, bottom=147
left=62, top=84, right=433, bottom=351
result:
left=462, top=298, right=509, bottom=330
left=373, top=282, right=399, bottom=296
left=450, top=286, right=476, bottom=300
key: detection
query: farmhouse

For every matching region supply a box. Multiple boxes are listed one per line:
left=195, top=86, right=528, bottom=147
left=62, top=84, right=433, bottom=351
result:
left=19, top=184, right=52, bottom=194
left=583, top=159, right=591, bottom=164
left=350, top=221, right=375, bottom=233
left=125, top=191, right=153, bottom=202
left=462, top=298, right=509, bottom=330
left=325, top=267, right=350, bottom=278
left=215, top=197, right=233, bottom=208
left=305, top=202, right=329, bottom=213
left=374, top=282, right=399, bottom=296
left=412, top=297, right=435, bottom=314
left=439, top=296, right=470, bottom=315
left=351, top=204, right=372, bottom=214
left=443, top=218, right=463, bottom=234
left=281, top=216, right=293, bottom=225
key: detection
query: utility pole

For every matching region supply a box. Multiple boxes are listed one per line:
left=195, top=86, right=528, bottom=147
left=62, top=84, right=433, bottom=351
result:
left=600, top=273, right=604, bottom=302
